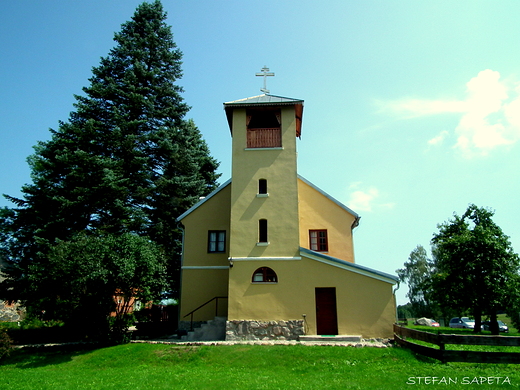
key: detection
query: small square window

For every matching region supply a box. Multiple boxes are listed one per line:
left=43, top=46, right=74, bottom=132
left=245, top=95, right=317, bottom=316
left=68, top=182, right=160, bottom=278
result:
left=310, top=229, right=328, bottom=252
left=208, top=231, right=226, bottom=253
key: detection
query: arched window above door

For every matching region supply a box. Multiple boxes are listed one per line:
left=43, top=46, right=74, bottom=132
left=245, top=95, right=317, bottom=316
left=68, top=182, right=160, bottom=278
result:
left=252, top=267, right=278, bottom=283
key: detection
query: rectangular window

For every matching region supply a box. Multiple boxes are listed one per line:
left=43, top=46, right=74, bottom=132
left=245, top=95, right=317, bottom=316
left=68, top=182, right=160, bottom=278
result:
left=259, top=219, right=268, bottom=243
left=310, top=230, right=328, bottom=252
left=208, top=231, right=226, bottom=253
left=258, top=179, right=267, bottom=194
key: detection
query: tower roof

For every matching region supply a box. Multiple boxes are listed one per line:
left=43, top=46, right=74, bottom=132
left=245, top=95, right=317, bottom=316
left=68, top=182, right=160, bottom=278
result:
left=223, top=94, right=304, bottom=137
left=224, top=94, right=304, bottom=107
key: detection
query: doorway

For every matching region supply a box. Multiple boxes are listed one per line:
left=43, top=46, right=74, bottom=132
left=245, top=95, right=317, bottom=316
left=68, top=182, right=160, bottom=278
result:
left=315, top=287, right=338, bottom=335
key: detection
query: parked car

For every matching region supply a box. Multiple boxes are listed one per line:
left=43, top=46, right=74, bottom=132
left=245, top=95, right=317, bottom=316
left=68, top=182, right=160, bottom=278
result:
left=482, top=320, right=509, bottom=333
left=414, top=317, right=440, bottom=327
left=449, top=317, right=478, bottom=329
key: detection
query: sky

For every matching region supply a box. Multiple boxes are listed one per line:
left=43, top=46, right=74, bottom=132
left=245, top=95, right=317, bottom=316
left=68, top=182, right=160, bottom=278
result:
left=2, top=0, right=520, bottom=306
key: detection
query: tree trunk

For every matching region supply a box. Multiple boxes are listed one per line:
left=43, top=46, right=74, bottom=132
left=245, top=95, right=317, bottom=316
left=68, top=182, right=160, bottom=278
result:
left=489, top=311, right=500, bottom=335
left=473, top=307, right=482, bottom=333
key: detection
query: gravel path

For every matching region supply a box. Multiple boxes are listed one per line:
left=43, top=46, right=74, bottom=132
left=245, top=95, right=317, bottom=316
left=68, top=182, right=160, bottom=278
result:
left=131, top=338, right=392, bottom=348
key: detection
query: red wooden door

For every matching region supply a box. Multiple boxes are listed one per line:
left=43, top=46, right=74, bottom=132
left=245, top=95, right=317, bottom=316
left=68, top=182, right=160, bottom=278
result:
left=315, top=288, right=338, bottom=335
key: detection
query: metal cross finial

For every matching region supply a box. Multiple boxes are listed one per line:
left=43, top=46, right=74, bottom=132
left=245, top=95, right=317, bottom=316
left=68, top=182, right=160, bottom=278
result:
left=255, top=65, right=275, bottom=94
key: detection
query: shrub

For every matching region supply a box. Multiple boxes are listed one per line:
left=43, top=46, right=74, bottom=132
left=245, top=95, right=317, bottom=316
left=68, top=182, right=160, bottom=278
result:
left=0, top=326, right=13, bottom=360
left=108, top=313, right=136, bottom=344
left=5, top=318, right=77, bottom=345
left=20, top=318, right=64, bottom=330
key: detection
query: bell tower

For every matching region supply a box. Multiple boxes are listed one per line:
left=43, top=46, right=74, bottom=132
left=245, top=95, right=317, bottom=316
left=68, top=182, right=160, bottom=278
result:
left=224, top=94, right=304, bottom=261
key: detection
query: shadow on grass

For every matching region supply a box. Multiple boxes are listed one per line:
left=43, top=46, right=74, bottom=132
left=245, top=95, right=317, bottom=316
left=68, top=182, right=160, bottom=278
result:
left=1, top=343, right=102, bottom=369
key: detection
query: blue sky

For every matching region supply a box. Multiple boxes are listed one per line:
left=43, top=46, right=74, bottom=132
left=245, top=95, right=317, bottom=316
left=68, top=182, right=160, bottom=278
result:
left=2, top=1, right=520, bottom=305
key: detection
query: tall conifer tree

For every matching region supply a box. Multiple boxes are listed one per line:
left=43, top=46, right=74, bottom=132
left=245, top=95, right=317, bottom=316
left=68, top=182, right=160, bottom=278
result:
left=1, top=1, right=220, bottom=307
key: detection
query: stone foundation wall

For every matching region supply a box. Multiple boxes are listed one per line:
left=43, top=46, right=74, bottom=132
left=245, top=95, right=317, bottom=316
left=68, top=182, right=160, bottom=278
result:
left=226, top=320, right=304, bottom=341
left=0, top=301, right=24, bottom=322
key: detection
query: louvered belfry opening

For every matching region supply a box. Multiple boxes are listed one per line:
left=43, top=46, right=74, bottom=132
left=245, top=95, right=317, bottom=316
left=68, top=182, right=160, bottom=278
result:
left=246, top=108, right=281, bottom=148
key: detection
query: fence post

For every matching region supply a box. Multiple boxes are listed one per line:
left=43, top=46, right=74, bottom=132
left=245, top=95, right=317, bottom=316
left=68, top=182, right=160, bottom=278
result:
left=438, top=333, right=446, bottom=364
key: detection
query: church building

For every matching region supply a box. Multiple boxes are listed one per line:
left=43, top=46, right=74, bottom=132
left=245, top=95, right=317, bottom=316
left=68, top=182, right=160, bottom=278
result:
left=177, top=78, right=398, bottom=340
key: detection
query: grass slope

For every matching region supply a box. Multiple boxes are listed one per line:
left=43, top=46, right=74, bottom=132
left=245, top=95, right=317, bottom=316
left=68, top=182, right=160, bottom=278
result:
left=1, top=343, right=519, bottom=389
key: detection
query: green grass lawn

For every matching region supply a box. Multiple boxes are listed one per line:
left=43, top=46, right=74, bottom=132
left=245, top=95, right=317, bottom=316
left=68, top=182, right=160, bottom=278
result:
left=0, top=343, right=519, bottom=389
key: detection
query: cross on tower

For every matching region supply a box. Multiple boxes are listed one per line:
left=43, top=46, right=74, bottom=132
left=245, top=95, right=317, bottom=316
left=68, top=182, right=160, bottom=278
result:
left=255, top=66, right=275, bottom=94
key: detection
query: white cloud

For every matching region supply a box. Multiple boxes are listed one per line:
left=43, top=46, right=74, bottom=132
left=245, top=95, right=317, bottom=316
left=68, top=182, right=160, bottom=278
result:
left=428, top=130, right=449, bottom=146
left=454, top=70, right=515, bottom=157
left=378, top=69, right=520, bottom=157
left=377, top=99, right=467, bottom=118
left=346, top=183, right=395, bottom=212
left=504, top=96, right=520, bottom=128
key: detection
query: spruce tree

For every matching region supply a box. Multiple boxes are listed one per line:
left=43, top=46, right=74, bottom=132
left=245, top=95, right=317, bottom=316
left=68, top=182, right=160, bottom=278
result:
left=0, top=1, right=220, bottom=310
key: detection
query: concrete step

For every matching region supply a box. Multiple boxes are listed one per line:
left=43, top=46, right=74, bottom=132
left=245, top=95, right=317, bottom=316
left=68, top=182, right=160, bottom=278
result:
left=185, top=316, right=227, bottom=341
left=299, top=335, right=362, bottom=342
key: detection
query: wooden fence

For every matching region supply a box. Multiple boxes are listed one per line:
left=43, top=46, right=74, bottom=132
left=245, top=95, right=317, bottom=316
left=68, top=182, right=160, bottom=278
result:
left=394, top=324, right=520, bottom=364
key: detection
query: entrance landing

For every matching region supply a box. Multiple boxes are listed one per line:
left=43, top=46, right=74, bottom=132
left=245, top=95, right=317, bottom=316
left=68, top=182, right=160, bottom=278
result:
left=299, top=335, right=362, bottom=342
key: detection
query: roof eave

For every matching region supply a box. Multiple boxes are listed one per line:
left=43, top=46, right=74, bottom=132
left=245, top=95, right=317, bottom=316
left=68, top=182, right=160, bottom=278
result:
left=176, top=179, right=232, bottom=222
left=300, top=247, right=398, bottom=284
left=223, top=94, right=304, bottom=107
left=224, top=94, right=304, bottom=136
left=297, top=175, right=360, bottom=221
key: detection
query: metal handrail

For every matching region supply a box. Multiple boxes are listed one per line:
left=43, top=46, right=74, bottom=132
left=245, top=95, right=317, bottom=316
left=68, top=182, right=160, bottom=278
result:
left=183, top=296, right=228, bottom=330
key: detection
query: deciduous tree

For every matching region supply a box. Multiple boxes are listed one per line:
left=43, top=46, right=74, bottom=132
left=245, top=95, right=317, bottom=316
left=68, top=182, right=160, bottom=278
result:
left=38, top=233, right=168, bottom=343
left=396, top=245, right=438, bottom=319
left=431, top=204, right=520, bottom=334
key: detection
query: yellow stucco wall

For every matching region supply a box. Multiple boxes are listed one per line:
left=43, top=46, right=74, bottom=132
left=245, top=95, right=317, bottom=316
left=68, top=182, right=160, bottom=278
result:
left=180, top=184, right=231, bottom=268
left=298, top=178, right=357, bottom=263
left=229, top=106, right=300, bottom=260
left=180, top=269, right=229, bottom=321
left=179, top=99, right=397, bottom=337
left=227, top=256, right=396, bottom=338
left=179, top=184, right=231, bottom=320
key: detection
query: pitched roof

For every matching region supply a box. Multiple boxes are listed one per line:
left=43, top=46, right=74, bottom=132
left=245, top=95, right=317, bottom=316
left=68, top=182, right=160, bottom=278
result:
left=298, top=175, right=360, bottom=226
left=175, top=179, right=394, bottom=283
left=300, top=247, right=398, bottom=284
left=176, top=179, right=231, bottom=222
left=224, top=94, right=304, bottom=107
left=176, top=176, right=360, bottom=226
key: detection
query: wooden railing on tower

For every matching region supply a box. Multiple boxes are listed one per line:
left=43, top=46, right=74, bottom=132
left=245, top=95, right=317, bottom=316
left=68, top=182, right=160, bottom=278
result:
left=247, top=128, right=281, bottom=148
